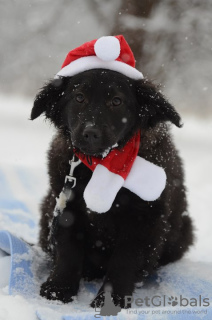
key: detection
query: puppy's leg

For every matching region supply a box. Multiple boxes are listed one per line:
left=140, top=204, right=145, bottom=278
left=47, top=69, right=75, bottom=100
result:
left=40, top=203, right=85, bottom=303
left=91, top=201, right=167, bottom=309
left=91, top=242, right=141, bottom=309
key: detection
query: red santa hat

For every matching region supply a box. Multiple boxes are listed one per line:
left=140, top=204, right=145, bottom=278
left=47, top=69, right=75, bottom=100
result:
left=55, top=35, right=144, bottom=80
left=55, top=35, right=166, bottom=213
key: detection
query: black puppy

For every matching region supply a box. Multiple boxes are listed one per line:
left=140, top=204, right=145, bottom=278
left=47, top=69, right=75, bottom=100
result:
left=31, top=69, right=193, bottom=308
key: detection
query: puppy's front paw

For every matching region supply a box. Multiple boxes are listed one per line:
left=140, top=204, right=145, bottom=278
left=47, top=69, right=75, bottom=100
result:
left=90, top=291, right=125, bottom=311
left=90, top=291, right=105, bottom=308
left=40, top=278, right=77, bottom=303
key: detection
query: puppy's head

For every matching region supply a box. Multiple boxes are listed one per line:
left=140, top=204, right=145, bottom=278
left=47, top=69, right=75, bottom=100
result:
left=31, top=69, right=181, bottom=156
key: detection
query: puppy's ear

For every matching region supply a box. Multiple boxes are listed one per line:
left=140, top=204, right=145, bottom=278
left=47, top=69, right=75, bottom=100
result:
left=136, top=79, right=182, bottom=128
left=30, top=78, right=66, bottom=120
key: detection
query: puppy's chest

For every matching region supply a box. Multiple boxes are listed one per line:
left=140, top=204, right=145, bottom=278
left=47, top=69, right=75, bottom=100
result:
left=85, top=213, right=117, bottom=251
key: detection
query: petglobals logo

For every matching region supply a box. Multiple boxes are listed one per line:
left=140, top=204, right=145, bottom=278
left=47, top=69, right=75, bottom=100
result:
left=124, top=295, right=210, bottom=308
left=94, top=293, right=210, bottom=318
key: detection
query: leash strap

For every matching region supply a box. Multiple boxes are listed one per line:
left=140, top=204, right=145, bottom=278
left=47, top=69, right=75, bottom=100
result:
left=49, top=155, right=81, bottom=249
left=55, top=154, right=81, bottom=215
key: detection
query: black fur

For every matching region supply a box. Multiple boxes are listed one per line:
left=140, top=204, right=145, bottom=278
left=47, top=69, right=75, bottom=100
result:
left=31, top=69, right=193, bottom=308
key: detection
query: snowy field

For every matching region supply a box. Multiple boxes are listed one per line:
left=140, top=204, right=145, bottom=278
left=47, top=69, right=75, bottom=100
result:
left=0, top=94, right=211, bottom=319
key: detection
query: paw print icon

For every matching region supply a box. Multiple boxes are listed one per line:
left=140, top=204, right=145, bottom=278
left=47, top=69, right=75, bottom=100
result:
left=168, top=296, right=178, bottom=306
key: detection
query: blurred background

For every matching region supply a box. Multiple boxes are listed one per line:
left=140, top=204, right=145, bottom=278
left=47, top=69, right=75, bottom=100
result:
left=1, top=0, right=212, bottom=114
left=0, top=0, right=211, bottom=261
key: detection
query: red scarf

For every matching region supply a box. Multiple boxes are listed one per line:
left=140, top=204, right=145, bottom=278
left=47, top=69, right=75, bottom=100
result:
left=75, top=131, right=140, bottom=180
left=73, top=131, right=166, bottom=213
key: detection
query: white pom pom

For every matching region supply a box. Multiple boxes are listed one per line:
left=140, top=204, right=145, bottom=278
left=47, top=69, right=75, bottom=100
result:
left=94, top=36, right=120, bottom=62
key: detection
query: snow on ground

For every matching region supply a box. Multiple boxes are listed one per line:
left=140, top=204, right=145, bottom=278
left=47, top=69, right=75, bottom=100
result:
left=0, top=94, right=211, bottom=319
left=0, top=94, right=55, bottom=243
left=172, top=117, right=212, bottom=263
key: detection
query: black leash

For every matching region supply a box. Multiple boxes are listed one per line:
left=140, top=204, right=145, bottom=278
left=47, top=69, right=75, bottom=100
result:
left=48, top=155, right=81, bottom=250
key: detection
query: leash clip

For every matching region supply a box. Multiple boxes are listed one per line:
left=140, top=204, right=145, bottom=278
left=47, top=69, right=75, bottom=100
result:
left=64, top=155, right=81, bottom=189
left=65, top=175, right=77, bottom=189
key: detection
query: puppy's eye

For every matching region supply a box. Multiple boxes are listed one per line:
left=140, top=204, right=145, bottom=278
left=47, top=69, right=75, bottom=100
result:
left=75, top=93, right=85, bottom=103
left=112, top=97, right=122, bottom=106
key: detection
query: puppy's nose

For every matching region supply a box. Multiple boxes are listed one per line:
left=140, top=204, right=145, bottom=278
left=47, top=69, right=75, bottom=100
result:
left=83, top=127, right=101, bottom=144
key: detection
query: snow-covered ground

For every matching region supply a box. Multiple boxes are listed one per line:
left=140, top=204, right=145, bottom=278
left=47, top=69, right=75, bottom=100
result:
left=172, top=116, right=212, bottom=263
left=0, top=94, right=211, bottom=319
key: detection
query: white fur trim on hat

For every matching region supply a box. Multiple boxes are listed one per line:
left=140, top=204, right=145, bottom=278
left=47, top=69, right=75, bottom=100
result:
left=54, top=56, right=143, bottom=80
left=83, top=164, right=124, bottom=213
left=124, top=156, right=166, bottom=201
